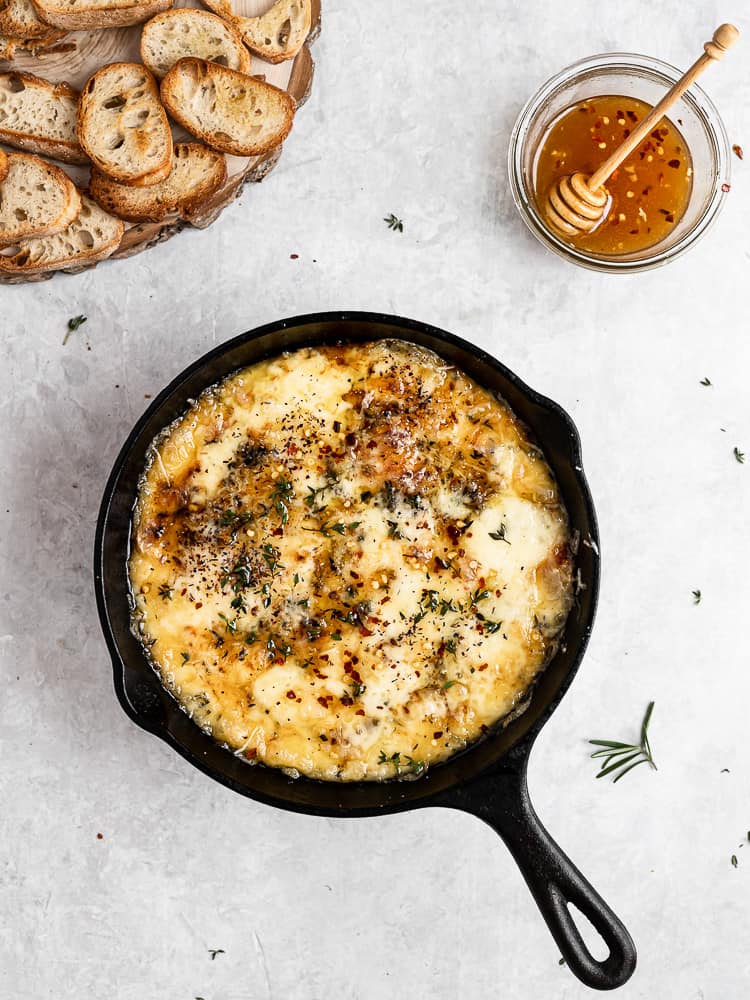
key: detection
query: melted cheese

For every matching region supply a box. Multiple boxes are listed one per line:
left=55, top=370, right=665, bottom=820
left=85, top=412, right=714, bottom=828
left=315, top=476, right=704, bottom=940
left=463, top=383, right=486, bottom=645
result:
left=129, top=341, right=574, bottom=781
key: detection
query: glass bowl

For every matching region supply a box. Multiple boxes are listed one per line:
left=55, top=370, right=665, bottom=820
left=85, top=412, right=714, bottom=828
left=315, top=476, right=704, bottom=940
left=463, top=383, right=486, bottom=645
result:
left=508, top=52, right=732, bottom=273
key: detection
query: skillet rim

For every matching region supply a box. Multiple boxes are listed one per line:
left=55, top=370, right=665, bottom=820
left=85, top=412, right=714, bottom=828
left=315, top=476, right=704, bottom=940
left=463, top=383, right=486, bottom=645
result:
left=93, top=311, right=600, bottom=817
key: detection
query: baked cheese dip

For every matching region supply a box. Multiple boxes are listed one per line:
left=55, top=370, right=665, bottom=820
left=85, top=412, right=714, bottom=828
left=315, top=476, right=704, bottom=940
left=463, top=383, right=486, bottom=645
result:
left=129, top=341, right=574, bottom=781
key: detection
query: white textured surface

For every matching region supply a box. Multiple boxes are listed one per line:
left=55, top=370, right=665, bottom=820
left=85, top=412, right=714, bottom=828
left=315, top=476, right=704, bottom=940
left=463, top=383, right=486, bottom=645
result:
left=2, top=2, right=749, bottom=997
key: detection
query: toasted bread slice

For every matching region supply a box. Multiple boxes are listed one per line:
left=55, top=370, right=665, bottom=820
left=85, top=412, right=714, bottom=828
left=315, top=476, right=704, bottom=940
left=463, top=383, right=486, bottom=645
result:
left=141, top=8, right=250, bottom=79
left=0, top=148, right=7, bottom=181
left=0, top=0, right=50, bottom=38
left=78, top=62, right=172, bottom=186
left=89, top=141, right=226, bottom=221
left=0, top=27, right=67, bottom=58
left=237, top=0, right=311, bottom=64
left=0, top=151, right=80, bottom=247
left=161, top=58, right=294, bottom=157
left=29, top=0, right=170, bottom=30
left=0, top=192, right=123, bottom=274
left=0, top=71, right=87, bottom=164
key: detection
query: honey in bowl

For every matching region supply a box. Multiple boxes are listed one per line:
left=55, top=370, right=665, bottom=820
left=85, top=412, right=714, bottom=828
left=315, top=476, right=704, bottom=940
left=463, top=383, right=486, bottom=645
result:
left=534, top=96, right=693, bottom=255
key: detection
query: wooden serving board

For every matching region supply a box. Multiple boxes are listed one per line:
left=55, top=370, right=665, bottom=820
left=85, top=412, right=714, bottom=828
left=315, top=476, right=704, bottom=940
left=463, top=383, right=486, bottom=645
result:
left=0, top=0, right=320, bottom=281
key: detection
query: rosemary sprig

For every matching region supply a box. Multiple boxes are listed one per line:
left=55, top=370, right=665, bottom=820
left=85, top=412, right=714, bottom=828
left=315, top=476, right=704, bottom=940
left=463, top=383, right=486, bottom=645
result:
left=589, top=702, right=657, bottom=783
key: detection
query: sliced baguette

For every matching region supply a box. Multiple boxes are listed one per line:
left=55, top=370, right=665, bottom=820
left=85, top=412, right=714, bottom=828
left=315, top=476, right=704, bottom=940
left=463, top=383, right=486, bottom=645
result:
left=89, top=141, right=226, bottom=222
left=0, top=0, right=51, bottom=39
left=29, top=0, right=171, bottom=30
left=0, top=151, right=80, bottom=247
left=161, top=58, right=294, bottom=157
left=233, top=0, right=312, bottom=64
left=0, top=28, right=67, bottom=59
left=0, top=192, right=123, bottom=274
left=0, top=71, right=87, bottom=164
left=141, top=8, right=251, bottom=79
left=78, top=62, right=172, bottom=186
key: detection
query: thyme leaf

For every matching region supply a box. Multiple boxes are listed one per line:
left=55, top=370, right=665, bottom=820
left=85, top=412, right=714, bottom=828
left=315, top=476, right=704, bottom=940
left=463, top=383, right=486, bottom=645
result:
left=384, top=213, right=403, bottom=232
left=270, top=477, right=294, bottom=523
left=63, top=314, right=87, bottom=345
left=488, top=523, right=511, bottom=543
left=734, top=447, right=745, bottom=464
left=692, top=589, right=702, bottom=605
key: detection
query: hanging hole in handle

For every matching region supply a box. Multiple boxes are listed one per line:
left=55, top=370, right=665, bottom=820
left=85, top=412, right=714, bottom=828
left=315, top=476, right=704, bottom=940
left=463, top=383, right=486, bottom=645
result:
left=568, top=902, right=610, bottom=962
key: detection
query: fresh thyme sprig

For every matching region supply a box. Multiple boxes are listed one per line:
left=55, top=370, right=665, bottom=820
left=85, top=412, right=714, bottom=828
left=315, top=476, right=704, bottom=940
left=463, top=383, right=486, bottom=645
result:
left=692, top=589, right=702, bottom=605
left=302, top=520, right=361, bottom=538
left=589, top=702, right=657, bottom=783
left=734, top=447, right=745, bottom=464
left=489, top=523, right=511, bottom=543
left=270, top=477, right=294, bottom=523
left=384, top=213, right=404, bottom=232
left=378, top=750, right=424, bottom=776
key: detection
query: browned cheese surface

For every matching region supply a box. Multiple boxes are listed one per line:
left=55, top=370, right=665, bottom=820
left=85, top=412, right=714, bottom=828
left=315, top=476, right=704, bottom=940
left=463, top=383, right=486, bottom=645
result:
left=130, top=341, right=574, bottom=780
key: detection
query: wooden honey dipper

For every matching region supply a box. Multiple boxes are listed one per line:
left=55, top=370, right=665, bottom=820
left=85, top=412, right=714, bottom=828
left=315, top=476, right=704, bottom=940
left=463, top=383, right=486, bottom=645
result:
left=544, top=23, right=740, bottom=238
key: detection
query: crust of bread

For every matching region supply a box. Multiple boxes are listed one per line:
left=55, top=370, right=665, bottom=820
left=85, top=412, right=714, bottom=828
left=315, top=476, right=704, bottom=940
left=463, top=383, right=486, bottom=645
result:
left=0, top=71, right=88, bottom=164
left=0, top=27, right=67, bottom=58
left=0, top=147, right=7, bottom=181
left=140, top=8, right=251, bottom=79
left=29, top=0, right=171, bottom=31
left=0, top=151, right=80, bottom=247
left=0, top=191, right=123, bottom=273
left=77, top=61, right=172, bottom=186
left=160, top=57, right=294, bottom=157
left=202, top=0, right=311, bottom=64
left=89, top=141, right=227, bottom=222
left=0, top=0, right=51, bottom=39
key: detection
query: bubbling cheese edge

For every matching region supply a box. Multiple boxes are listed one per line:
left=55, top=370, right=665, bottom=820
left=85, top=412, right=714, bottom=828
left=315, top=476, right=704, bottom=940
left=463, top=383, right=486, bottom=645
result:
left=128, top=341, right=574, bottom=781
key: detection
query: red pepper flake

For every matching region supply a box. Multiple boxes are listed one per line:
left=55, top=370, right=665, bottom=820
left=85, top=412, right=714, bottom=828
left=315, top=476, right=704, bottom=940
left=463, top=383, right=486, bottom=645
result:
left=355, top=709, right=365, bottom=716
left=317, top=695, right=332, bottom=708
left=733, top=144, right=744, bottom=160
left=286, top=690, right=296, bottom=699
left=194, top=601, right=203, bottom=609
left=667, top=159, right=680, bottom=168
left=96, top=833, right=103, bottom=840
left=340, top=695, right=354, bottom=707
left=245, top=747, right=257, bottom=759
left=722, top=183, right=731, bottom=193
left=626, top=110, right=638, bottom=122
left=290, top=253, right=299, bottom=260
left=433, top=731, right=443, bottom=739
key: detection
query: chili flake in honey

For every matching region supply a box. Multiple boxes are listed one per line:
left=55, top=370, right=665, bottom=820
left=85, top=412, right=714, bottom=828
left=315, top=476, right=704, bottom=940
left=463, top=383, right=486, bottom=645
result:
left=534, top=95, right=693, bottom=255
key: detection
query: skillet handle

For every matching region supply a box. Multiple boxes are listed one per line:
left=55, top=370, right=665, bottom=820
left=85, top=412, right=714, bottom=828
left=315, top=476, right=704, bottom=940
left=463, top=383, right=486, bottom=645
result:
left=440, top=760, right=636, bottom=990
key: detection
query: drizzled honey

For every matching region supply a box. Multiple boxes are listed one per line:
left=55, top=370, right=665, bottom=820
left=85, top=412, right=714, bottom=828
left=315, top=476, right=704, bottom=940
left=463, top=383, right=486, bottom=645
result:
left=535, top=96, right=693, bottom=255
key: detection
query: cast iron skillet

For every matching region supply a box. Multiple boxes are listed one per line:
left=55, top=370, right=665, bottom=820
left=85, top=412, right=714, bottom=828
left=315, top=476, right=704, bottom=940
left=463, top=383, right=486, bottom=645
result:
left=94, top=312, right=636, bottom=991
